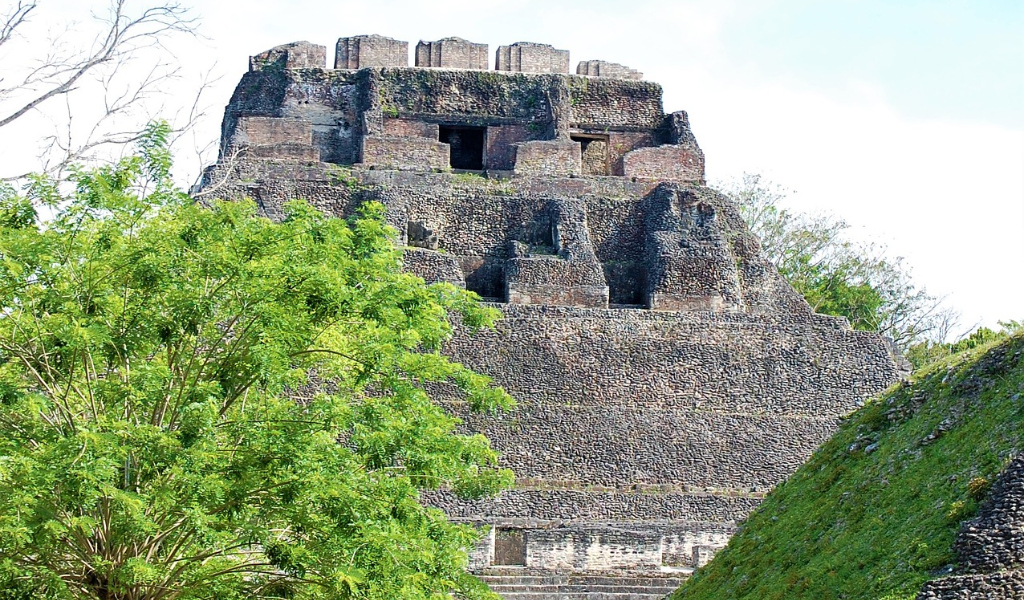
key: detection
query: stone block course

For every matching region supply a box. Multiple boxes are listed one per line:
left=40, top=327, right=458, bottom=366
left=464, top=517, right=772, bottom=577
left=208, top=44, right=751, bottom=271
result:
left=225, top=116, right=319, bottom=161
left=249, top=41, right=326, bottom=71
left=335, top=34, right=408, bottom=69
left=513, top=140, right=582, bottom=177
left=497, top=42, right=571, bottom=74
left=361, top=134, right=449, bottom=171
left=416, top=37, right=489, bottom=70
left=623, top=145, right=705, bottom=183
left=576, top=60, right=643, bottom=81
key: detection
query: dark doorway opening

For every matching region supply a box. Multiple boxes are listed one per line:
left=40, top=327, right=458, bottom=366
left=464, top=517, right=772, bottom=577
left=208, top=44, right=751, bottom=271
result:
left=462, top=258, right=504, bottom=301
left=493, top=528, right=526, bottom=566
left=571, top=134, right=610, bottom=176
left=440, top=125, right=485, bottom=170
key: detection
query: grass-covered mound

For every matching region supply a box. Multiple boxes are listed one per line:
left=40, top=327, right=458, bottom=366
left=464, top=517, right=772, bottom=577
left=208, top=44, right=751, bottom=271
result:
left=674, top=333, right=1024, bottom=600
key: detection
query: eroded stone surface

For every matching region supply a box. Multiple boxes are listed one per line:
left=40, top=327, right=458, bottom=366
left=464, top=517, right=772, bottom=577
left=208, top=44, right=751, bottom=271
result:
left=497, top=42, right=570, bottom=74
left=416, top=37, right=489, bottom=70
left=576, top=59, right=643, bottom=80
left=918, top=455, right=1024, bottom=600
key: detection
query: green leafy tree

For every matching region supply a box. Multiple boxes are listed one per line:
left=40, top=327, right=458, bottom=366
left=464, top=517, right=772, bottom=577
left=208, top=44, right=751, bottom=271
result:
left=0, top=122, right=514, bottom=600
left=905, top=320, right=1024, bottom=369
left=721, top=173, right=955, bottom=350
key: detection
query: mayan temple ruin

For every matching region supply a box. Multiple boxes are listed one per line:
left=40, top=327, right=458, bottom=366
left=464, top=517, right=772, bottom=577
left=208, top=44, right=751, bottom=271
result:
left=200, top=35, right=903, bottom=599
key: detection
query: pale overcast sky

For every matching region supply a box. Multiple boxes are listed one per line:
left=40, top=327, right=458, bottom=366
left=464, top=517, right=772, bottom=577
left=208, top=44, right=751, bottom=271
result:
left=4, top=0, right=1022, bottom=333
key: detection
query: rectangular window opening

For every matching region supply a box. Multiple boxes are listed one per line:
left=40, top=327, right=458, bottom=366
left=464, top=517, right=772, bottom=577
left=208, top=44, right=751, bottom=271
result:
left=440, top=125, right=486, bottom=170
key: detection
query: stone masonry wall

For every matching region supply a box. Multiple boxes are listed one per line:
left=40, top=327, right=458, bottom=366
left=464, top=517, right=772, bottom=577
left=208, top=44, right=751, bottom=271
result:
left=496, top=42, right=571, bottom=74
left=623, top=145, right=705, bottom=183
left=220, top=68, right=365, bottom=165
left=220, top=64, right=672, bottom=178
left=576, top=60, right=643, bottom=81
left=918, top=454, right=1024, bottom=599
left=512, top=140, right=581, bottom=177
left=250, top=41, right=326, bottom=71
left=335, top=34, right=408, bottom=69
left=416, top=37, right=489, bottom=70
left=225, top=116, right=319, bottom=161
left=361, top=135, right=449, bottom=171
left=205, top=47, right=903, bottom=587
left=197, top=158, right=901, bottom=585
left=568, top=77, right=664, bottom=130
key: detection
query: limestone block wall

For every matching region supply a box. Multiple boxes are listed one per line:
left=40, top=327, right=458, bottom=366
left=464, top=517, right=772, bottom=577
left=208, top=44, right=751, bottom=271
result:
left=419, top=302, right=897, bottom=573
left=199, top=162, right=808, bottom=317
left=361, top=135, right=449, bottom=171
left=505, top=256, right=608, bottom=307
left=219, top=68, right=365, bottom=165
left=486, top=124, right=542, bottom=171
left=249, top=41, right=326, bottom=71
left=382, top=117, right=439, bottom=139
left=335, top=34, right=408, bottom=68
left=624, top=145, right=706, bottom=183
left=496, top=42, right=570, bottom=73
left=374, top=68, right=554, bottom=122
left=576, top=60, right=643, bottom=81
left=513, top=140, right=581, bottom=177
left=219, top=62, right=678, bottom=182
left=402, top=248, right=465, bottom=287
left=504, top=197, right=609, bottom=307
left=225, top=116, right=319, bottom=161
left=432, top=305, right=898, bottom=481
left=567, top=77, right=665, bottom=130
left=429, top=487, right=761, bottom=525
left=416, top=37, right=489, bottom=69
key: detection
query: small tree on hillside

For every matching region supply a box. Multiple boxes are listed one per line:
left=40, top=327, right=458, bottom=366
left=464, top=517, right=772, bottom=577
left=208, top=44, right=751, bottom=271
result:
left=0, top=123, right=513, bottom=600
left=721, top=173, right=956, bottom=351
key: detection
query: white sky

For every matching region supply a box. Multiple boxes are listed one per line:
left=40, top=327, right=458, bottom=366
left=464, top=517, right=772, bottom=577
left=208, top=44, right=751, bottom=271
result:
left=3, top=0, right=1022, bottom=333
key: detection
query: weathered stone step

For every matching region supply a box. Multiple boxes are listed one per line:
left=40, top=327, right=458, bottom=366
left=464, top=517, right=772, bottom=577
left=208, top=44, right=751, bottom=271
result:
left=487, top=584, right=679, bottom=593
left=477, top=574, right=684, bottom=586
left=476, top=573, right=683, bottom=600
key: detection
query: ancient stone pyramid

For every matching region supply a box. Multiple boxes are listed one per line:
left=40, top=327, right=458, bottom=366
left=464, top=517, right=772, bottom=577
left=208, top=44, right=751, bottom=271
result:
left=201, top=36, right=902, bottom=600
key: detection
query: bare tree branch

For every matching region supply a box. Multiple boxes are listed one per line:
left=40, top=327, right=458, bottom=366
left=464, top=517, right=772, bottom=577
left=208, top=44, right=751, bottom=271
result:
left=0, top=0, right=205, bottom=181
left=0, top=1, right=35, bottom=49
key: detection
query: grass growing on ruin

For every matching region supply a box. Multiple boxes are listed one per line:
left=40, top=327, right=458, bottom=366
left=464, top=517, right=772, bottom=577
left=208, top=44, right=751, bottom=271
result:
left=674, top=333, right=1024, bottom=600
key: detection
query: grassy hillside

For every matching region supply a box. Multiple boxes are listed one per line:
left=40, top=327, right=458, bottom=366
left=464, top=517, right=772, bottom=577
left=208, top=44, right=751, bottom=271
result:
left=674, top=333, right=1024, bottom=600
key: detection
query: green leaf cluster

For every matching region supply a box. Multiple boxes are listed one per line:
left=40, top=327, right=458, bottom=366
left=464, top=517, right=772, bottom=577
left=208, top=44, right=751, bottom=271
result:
left=0, top=122, right=514, bottom=600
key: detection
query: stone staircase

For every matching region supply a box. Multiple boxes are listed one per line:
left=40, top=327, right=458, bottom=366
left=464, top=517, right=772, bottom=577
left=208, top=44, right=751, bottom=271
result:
left=476, top=571, right=684, bottom=600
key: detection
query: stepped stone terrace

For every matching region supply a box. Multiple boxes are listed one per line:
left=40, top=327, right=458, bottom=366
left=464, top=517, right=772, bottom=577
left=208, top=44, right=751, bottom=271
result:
left=204, top=35, right=904, bottom=600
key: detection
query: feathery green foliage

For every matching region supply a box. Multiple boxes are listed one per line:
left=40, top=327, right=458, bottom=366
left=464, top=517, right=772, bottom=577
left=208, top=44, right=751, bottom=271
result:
left=0, top=122, right=514, bottom=600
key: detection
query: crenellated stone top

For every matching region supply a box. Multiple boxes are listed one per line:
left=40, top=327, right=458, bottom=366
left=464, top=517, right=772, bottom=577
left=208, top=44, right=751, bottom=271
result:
left=248, top=37, right=644, bottom=80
